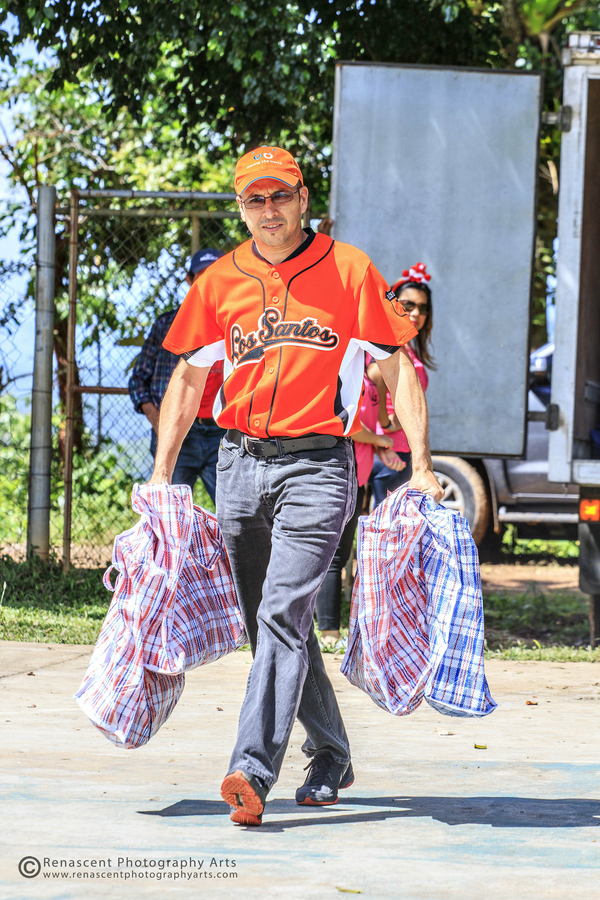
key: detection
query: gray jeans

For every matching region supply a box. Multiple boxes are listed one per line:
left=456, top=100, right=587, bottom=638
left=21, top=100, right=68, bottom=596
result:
left=215, top=433, right=356, bottom=788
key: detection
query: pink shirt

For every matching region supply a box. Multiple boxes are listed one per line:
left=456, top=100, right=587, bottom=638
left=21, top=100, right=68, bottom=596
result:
left=375, top=345, right=428, bottom=453
left=354, top=375, right=379, bottom=487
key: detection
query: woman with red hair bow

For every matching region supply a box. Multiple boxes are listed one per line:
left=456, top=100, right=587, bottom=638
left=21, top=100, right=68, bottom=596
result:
left=367, top=262, right=435, bottom=506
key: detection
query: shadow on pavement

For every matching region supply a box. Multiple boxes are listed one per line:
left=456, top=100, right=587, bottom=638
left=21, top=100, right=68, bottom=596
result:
left=140, top=795, right=600, bottom=831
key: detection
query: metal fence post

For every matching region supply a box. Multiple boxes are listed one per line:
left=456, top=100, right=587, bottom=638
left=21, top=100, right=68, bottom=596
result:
left=27, top=186, right=56, bottom=560
left=62, top=190, right=79, bottom=572
left=191, top=214, right=200, bottom=255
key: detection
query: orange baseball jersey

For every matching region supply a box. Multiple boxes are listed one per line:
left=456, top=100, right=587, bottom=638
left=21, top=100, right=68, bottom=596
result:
left=163, top=230, right=417, bottom=438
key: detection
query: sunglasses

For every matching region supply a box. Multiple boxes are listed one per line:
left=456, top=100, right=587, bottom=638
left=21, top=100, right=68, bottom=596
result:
left=240, top=186, right=301, bottom=210
left=400, top=300, right=430, bottom=315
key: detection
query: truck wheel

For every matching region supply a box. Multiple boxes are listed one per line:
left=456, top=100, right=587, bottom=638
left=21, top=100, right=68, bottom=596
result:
left=431, top=456, right=490, bottom=545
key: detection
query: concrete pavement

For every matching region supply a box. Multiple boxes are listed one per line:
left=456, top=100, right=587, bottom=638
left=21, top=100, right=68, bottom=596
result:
left=1, top=640, right=599, bottom=899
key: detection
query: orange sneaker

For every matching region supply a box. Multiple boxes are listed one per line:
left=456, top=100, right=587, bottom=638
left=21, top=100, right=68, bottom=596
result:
left=220, top=769, right=269, bottom=826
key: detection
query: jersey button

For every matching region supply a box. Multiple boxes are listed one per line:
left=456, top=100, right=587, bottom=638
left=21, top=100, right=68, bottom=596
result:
left=253, top=418, right=260, bottom=428
left=268, top=366, right=275, bottom=374
left=271, top=296, right=279, bottom=304
left=272, top=271, right=280, bottom=279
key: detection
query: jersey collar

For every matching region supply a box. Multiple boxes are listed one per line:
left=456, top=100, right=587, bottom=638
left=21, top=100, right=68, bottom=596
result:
left=251, top=227, right=316, bottom=266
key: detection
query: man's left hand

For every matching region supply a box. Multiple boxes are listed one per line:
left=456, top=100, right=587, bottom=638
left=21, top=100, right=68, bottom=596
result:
left=409, top=467, right=444, bottom=504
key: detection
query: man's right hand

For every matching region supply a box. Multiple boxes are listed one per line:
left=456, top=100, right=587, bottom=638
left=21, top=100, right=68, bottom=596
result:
left=148, top=473, right=170, bottom=485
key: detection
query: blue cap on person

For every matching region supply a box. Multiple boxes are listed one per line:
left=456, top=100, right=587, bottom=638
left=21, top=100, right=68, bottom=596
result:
left=188, top=248, right=224, bottom=279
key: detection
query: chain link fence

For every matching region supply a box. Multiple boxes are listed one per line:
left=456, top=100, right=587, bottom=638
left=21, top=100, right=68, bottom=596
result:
left=0, top=258, right=35, bottom=560
left=61, top=190, right=245, bottom=568
left=1, top=191, right=245, bottom=568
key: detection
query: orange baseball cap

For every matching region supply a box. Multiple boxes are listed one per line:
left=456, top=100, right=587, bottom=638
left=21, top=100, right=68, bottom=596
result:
left=235, top=146, right=303, bottom=195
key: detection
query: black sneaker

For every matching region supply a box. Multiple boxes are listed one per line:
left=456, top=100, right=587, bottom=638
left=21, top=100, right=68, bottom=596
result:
left=221, top=769, right=269, bottom=826
left=295, top=752, right=354, bottom=806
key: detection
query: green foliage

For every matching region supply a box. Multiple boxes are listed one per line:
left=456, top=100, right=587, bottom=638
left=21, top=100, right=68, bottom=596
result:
left=2, top=2, right=598, bottom=346
left=1, top=553, right=592, bottom=654
left=2, top=0, right=600, bottom=566
left=0, top=393, right=30, bottom=544
left=193, top=480, right=216, bottom=514
left=0, top=554, right=107, bottom=608
left=0, top=393, right=140, bottom=548
left=505, top=2, right=600, bottom=344
left=512, top=0, right=592, bottom=40
left=501, top=524, right=579, bottom=558
left=0, top=60, right=238, bottom=203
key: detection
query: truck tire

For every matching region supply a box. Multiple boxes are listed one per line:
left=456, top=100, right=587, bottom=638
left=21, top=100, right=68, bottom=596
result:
left=431, top=456, right=490, bottom=545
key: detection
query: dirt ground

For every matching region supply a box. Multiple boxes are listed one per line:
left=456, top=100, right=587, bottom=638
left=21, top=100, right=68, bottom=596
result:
left=480, top=563, right=582, bottom=595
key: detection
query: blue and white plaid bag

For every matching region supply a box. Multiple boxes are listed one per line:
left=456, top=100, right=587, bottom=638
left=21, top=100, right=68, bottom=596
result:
left=341, top=488, right=496, bottom=718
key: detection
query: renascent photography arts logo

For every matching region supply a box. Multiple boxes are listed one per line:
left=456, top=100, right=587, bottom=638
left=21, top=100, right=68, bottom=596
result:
left=231, top=307, right=339, bottom=368
left=17, top=855, right=238, bottom=882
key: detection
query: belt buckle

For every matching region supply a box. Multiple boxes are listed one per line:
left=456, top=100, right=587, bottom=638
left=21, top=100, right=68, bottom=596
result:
left=243, top=435, right=263, bottom=457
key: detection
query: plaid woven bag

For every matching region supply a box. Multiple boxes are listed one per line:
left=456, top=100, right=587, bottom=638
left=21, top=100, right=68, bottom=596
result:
left=75, top=483, right=247, bottom=748
left=341, top=488, right=496, bottom=718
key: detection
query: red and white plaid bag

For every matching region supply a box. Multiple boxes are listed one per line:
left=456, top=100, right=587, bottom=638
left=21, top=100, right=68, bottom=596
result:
left=75, top=484, right=247, bottom=748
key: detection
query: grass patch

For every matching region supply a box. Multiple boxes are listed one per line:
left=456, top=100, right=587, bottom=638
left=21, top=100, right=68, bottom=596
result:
left=0, top=605, right=108, bottom=645
left=485, top=644, right=600, bottom=662
left=0, top=476, right=215, bottom=644
left=483, top=589, right=589, bottom=648
left=0, top=556, right=596, bottom=663
left=482, top=589, right=598, bottom=662
left=0, top=555, right=109, bottom=645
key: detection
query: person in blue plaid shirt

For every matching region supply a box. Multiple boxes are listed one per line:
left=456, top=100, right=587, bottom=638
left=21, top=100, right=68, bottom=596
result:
left=128, top=249, right=225, bottom=501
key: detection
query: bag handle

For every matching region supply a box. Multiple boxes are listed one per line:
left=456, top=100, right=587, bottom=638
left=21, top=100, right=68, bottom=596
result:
left=103, top=566, right=118, bottom=592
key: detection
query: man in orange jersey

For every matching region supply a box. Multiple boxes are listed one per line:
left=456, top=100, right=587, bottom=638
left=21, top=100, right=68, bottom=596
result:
left=150, top=146, right=443, bottom=826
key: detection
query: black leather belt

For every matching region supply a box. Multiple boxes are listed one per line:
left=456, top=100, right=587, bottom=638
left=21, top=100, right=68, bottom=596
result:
left=197, top=417, right=217, bottom=425
left=227, top=429, right=343, bottom=458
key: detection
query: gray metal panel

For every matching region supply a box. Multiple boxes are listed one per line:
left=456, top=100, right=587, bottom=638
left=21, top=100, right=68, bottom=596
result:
left=549, top=64, right=600, bottom=484
left=549, top=65, right=589, bottom=483
left=331, top=63, right=542, bottom=456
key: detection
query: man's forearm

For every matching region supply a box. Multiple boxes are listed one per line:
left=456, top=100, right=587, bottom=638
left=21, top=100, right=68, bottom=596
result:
left=150, top=359, right=210, bottom=483
left=376, top=348, right=432, bottom=473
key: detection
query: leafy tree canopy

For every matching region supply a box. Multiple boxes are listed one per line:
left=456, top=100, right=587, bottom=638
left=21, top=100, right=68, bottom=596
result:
left=2, top=0, right=600, bottom=347
left=1, top=0, right=504, bottom=199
